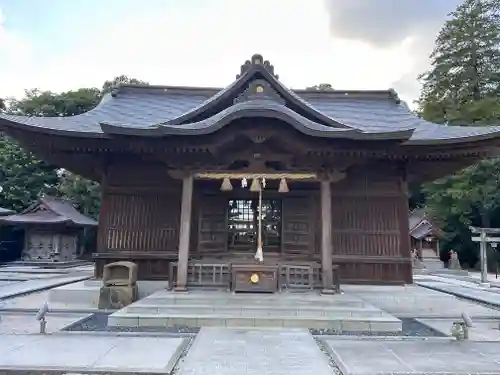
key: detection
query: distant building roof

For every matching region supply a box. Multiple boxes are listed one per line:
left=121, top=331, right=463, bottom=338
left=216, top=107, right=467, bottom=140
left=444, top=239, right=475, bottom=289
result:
left=0, top=207, right=14, bottom=216
left=1, top=54, right=500, bottom=145
left=408, top=209, right=443, bottom=239
left=0, top=195, right=97, bottom=227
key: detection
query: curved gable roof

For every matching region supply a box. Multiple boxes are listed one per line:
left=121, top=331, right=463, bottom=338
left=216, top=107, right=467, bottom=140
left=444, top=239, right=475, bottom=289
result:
left=163, top=54, right=351, bottom=129
left=1, top=53, right=500, bottom=145
left=0, top=195, right=97, bottom=226
left=100, top=99, right=413, bottom=140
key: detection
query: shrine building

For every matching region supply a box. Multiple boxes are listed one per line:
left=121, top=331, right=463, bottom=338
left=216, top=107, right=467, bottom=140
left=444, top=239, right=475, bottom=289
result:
left=2, top=54, right=500, bottom=293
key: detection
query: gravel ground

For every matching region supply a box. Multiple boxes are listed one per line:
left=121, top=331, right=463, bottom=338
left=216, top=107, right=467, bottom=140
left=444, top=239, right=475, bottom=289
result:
left=171, top=336, right=195, bottom=375
left=310, top=318, right=447, bottom=337
left=63, top=313, right=444, bottom=337
left=314, top=337, right=344, bottom=375
left=63, top=312, right=200, bottom=334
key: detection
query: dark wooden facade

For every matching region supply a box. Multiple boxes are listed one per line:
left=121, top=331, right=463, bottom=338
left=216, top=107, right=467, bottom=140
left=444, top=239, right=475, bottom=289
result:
left=2, top=54, right=500, bottom=288
left=92, top=157, right=410, bottom=284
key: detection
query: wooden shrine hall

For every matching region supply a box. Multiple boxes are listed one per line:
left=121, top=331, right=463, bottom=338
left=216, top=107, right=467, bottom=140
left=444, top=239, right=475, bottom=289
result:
left=2, top=54, right=500, bottom=292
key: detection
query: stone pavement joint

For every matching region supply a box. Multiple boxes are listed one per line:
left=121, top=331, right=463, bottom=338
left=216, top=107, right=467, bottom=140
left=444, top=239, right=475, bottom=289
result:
left=0, top=276, right=92, bottom=301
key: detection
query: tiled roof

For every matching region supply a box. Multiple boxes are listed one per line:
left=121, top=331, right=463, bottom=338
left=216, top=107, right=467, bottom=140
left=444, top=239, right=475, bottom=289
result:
left=1, top=54, right=500, bottom=145
left=409, top=209, right=427, bottom=232
left=410, top=221, right=434, bottom=239
left=100, top=99, right=413, bottom=140
left=0, top=195, right=97, bottom=226
left=408, top=209, right=443, bottom=239
left=0, top=207, right=14, bottom=216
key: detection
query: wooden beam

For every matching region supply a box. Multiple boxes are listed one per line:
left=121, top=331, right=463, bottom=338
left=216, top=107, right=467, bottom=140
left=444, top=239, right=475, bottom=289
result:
left=174, top=174, right=194, bottom=292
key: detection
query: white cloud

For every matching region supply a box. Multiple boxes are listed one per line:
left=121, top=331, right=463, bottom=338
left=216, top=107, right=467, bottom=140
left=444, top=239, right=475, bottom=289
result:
left=0, top=0, right=456, bottom=106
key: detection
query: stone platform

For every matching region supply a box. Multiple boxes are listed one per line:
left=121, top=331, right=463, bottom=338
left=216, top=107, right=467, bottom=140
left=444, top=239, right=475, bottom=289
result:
left=108, top=289, right=402, bottom=332
left=0, top=332, right=187, bottom=374
left=324, top=338, right=500, bottom=374
left=178, top=327, right=332, bottom=375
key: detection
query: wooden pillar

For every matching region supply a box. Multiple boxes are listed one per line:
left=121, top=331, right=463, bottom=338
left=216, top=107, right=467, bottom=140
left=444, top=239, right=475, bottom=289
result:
left=320, top=180, right=334, bottom=294
left=397, top=173, right=412, bottom=284
left=175, top=174, right=194, bottom=292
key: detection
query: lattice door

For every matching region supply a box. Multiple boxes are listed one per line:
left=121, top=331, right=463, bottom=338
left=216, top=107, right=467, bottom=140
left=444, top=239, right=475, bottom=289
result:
left=26, top=233, right=53, bottom=260
left=198, top=196, right=228, bottom=253
left=281, top=197, right=314, bottom=255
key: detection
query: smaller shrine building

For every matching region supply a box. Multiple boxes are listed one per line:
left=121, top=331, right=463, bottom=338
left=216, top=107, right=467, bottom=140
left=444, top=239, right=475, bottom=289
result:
left=0, top=196, right=97, bottom=262
left=409, top=209, right=444, bottom=257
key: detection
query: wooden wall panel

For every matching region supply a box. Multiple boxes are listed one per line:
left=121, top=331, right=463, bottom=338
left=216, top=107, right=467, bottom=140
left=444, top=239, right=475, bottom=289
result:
left=329, top=164, right=412, bottom=284
left=101, top=193, right=180, bottom=252
left=94, top=161, right=182, bottom=280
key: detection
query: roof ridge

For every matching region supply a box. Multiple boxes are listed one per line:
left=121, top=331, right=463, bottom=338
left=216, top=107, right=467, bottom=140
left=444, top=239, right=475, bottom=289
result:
left=115, top=83, right=400, bottom=100
left=115, top=84, right=222, bottom=95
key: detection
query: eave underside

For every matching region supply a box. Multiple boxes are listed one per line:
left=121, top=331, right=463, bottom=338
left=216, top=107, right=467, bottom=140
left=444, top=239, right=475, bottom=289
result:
left=3, top=120, right=498, bottom=184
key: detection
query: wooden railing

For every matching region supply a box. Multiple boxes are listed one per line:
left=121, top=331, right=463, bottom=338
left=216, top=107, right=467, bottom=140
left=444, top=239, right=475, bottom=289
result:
left=168, top=261, right=231, bottom=290
left=168, top=260, right=340, bottom=293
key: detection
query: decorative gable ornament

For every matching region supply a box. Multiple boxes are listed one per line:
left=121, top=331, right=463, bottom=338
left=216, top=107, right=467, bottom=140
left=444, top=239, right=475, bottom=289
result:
left=234, top=79, right=285, bottom=105
left=236, top=54, right=279, bottom=79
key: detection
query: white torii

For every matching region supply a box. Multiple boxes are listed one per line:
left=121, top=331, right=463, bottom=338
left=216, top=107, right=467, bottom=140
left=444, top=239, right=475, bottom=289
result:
left=470, top=226, right=500, bottom=285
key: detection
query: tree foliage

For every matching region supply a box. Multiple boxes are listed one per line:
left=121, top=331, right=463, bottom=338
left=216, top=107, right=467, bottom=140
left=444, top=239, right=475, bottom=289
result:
left=418, top=0, right=500, bottom=124
left=101, top=75, right=149, bottom=94
left=306, top=83, right=334, bottom=91
left=0, top=137, right=59, bottom=213
left=0, top=75, right=147, bottom=216
left=417, top=0, right=500, bottom=268
left=7, top=88, right=101, bottom=117
left=57, top=171, right=101, bottom=220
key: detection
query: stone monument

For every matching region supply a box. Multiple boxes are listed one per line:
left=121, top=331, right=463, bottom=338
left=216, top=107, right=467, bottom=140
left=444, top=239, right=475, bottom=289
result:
left=448, top=251, right=462, bottom=270
left=98, top=261, right=139, bottom=309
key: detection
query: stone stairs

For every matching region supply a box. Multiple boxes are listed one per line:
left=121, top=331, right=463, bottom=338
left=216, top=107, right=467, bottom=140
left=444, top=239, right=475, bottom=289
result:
left=108, top=290, right=402, bottom=332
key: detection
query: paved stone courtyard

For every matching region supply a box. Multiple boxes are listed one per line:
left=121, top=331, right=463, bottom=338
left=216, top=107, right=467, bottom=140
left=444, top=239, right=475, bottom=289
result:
left=1, top=264, right=500, bottom=373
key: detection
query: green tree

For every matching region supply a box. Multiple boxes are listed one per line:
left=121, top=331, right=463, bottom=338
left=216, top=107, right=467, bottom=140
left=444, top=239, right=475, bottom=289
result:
left=417, top=0, right=500, bottom=124
left=1, top=75, right=146, bottom=215
left=0, top=98, right=5, bottom=112
left=0, top=136, right=59, bottom=212
left=7, top=88, right=101, bottom=117
left=424, top=159, right=500, bottom=228
left=423, top=159, right=500, bottom=268
left=101, top=75, right=149, bottom=94
left=416, top=0, right=500, bottom=268
left=306, top=83, right=334, bottom=91
left=57, top=171, right=101, bottom=220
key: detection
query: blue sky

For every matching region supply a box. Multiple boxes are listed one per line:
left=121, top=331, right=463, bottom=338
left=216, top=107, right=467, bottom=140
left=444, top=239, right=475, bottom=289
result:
left=0, top=0, right=460, bottom=104
left=0, top=0, right=184, bottom=73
